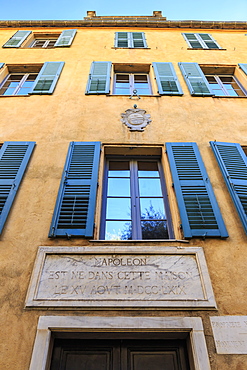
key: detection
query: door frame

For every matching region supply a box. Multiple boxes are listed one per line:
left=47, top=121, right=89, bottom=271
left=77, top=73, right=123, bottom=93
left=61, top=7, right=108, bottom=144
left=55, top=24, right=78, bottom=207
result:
left=29, top=316, right=211, bottom=370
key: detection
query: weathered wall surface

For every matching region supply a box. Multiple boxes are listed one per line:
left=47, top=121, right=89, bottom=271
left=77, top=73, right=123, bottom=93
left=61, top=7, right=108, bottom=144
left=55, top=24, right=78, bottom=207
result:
left=0, top=26, right=246, bottom=370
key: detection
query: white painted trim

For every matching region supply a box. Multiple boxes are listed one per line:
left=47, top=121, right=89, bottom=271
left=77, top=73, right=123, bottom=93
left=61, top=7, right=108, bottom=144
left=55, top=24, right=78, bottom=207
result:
left=29, top=315, right=211, bottom=370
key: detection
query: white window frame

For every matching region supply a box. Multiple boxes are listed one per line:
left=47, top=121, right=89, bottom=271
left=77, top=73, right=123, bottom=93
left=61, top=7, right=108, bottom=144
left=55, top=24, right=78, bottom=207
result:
left=183, top=33, right=221, bottom=49
left=29, top=39, right=57, bottom=48
left=29, top=315, right=211, bottom=370
left=113, top=72, right=152, bottom=95
left=0, top=73, right=38, bottom=96
left=205, top=74, right=246, bottom=97
left=115, top=32, right=147, bottom=48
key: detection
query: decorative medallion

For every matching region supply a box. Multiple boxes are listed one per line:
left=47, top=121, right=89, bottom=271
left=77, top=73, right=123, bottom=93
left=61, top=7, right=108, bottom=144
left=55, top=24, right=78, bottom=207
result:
left=121, top=105, right=151, bottom=131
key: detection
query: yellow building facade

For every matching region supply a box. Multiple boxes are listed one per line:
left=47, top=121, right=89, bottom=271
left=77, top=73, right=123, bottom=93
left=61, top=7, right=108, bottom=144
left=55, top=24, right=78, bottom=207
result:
left=0, top=11, right=246, bottom=370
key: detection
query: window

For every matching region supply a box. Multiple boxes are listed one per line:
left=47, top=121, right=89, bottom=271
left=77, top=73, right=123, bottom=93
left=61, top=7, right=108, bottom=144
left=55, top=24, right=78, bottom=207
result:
left=0, top=62, right=64, bottom=96
left=86, top=62, right=183, bottom=96
left=3, top=29, right=77, bottom=48
left=100, top=157, right=173, bottom=240
left=182, top=33, right=221, bottom=49
left=0, top=141, right=35, bottom=234
left=210, top=141, right=247, bottom=234
left=179, top=63, right=247, bottom=97
left=115, top=32, right=147, bottom=48
left=49, top=142, right=228, bottom=239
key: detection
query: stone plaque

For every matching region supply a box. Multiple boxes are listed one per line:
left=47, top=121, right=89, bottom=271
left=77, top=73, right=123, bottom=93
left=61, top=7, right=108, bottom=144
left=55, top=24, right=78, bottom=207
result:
left=210, top=316, right=247, bottom=354
left=26, top=246, right=216, bottom=309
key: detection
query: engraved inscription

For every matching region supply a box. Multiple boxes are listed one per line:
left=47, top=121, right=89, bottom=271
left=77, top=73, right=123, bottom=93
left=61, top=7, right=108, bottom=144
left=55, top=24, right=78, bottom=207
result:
left=36, top=254, right=205, bottom=301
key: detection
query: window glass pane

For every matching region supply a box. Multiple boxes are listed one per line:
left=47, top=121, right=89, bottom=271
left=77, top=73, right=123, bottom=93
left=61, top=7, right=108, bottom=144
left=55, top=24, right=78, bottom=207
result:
left=138, top=161, right=159, bottom=177
left=108, top=161, right=130, bottom=177
left=106, top=198, right=131, bottom=219
left=140, top=198, right=166, bottom=219
left=139, top=178, right=162, bottom=196
left=107, top=178, right=130, bottom=196
left=141, top=220, right=168, bottom=239
left=105, top=221, right=132, bottom=240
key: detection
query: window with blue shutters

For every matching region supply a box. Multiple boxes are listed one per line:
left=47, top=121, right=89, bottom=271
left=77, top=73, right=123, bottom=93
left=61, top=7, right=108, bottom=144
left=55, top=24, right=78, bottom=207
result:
left=166, top=142, right=228, bottom=239
left=115, top=32, right=147, bottom=48
left=0, top=141, right=35, bottom=234
left=152, top=63, right=183, bottom=95
left=182, top=33, right=221, bottom=49
left=49, top=142, right=101, bottom=238
left=210, top=141, right=247, bottom=234
left=86, top=62, right=112, bottom=94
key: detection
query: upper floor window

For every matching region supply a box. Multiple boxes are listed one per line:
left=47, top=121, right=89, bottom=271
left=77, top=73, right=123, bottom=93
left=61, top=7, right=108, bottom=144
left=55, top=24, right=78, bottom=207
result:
left=182, top=33, right=221, bottom=49
left=2, top=29, right=77, bottom=48
left=115, top=32, right=147, bottom=48
left=0, top=62, right=64, bottom=96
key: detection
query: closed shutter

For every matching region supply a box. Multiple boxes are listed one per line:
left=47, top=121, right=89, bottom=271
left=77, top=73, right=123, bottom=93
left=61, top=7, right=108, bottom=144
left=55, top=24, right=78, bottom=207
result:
left=153, top=62, right=183, bottom=95
left=183, top=33, right=220, bottom=49
left=115, top=32, right=129, bottom=47
left=0, top=141, right=35, bottom=234
left=179, top=62, right=214, bottom=96
left=183, top=33, right=203, bottom=48
left=30, top=62, right=64, bottom=94
left=49, top=142, right=101, bottom=238
left=86, top=62, right=112, bottom=94
left=132, top=32, right=147, bottom=48
left=3, top=30, right=31, bottom=48
left=198, top=34, right=220, bottom=49
left=166, top=142, right=228, bottom=238
left=239, top=63, right=247, bottom=76
left=54, top=29, right=77, bottom=47
left=210, top=141, right=247, bottom=234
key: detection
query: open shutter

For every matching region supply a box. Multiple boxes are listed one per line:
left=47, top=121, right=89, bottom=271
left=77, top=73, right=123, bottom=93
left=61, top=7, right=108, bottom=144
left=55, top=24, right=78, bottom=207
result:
left=0, top=141, right=35, bottom=234
left=0, top=63, right=4, bottom=69
left=178, top=62, right=214, bottom=96
left=49, top=142, right=101, bottom=238
left=115, top=32, right=129, bottom=47
left=166, top=142, right=228, bottom=238
left=153, top=62, right=183, bottom=95
left=132, top=32, right=147, bottom=48
left=239, top=63, right=247, bottom=76
left=54, top=29, right=77, bottom=47
left=210, top=141, right=247, bottom=234
left=3, top=30, right=31, bottom=48
left=30, top=62, right=64, bottom=94
left=86, top=62, right=111, bottom=94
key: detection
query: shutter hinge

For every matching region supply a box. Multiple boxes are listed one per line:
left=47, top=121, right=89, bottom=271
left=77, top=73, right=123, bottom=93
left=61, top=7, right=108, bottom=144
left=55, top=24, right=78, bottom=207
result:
left=50, top=227, right=55, bottom=238
left=66, top=232, right=71, bottom=240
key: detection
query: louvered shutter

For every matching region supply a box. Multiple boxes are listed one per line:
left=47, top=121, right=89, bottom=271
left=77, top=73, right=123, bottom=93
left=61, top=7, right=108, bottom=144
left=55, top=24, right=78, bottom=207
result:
left=210, top=141, right=247, bottom=234
left=30, top=62, right=64, bottom=94
left=198, top=34, right=220, bottom=49
left=132, top=32, right=147, bottom=48
left=153, top=62, right=183, bottom=95
left=86, top=62, right=112, bottom=94
left=179, top=63, right=213, bottom=96
left=239, top=63, right=247, bottom=76
left=166, top=142, right=228, bottom=238
left=54, top=29, right=77, bottom=47
left=115, top=32, right=129, bottom=47
left=183, top=33, right=203, bottom=48
left=49, top=142, right=101, bottom=238
left=0, top=141, right=35, bottom=234
left=3, top=30, right=31, bottom=48
left=0, top=63, right=4, bottom=69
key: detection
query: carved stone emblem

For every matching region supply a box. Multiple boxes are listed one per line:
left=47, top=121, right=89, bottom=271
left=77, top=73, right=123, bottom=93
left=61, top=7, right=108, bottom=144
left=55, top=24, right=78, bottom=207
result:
left=121, top=106, right=151, bottom=131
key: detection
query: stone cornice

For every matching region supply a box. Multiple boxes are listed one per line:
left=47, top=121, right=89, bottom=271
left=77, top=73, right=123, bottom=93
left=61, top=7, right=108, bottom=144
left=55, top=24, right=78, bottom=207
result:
left=0, top=19, right=246, bottom=30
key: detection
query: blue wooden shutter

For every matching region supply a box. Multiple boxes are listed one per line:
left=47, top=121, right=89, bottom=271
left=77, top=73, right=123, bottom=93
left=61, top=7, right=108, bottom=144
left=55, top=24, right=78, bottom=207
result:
left=153, top=62, right=183, bottom=95
left=198, top=34, right=220, bottom=49
left=54, top=29, right=77, bottom=47
left=30, top=62, right=64, bottom=94
left=239, top=63, right=247, bottom=76
left=182, top=33, right=203, bottom=48
left=0, top=141, right=35, bottom=234
left=132, top=32, right=147, bottom=48
left=178, top=62, right=214, bottom=96
left=3, top=30, right=31, bottom=48
left=49, top=142, right=101, bottom=238
left=210, top=141, right=247, bottom=234
left=115, top=32, right=129, bottom=47
left=166, top=142, right=228, bottom=238
left=86, top=62, right=112, bottom=94
left=0, top=63, right=4, bottom=69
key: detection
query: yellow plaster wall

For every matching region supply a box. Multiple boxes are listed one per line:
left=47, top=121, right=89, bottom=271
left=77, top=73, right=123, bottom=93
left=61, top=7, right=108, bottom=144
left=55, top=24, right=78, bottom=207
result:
left=0, top=27, right=246, bottom=370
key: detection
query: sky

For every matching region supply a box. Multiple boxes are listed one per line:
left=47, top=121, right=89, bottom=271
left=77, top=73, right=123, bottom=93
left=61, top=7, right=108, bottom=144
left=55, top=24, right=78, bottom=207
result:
left=0, top=0, right=247, bottom=21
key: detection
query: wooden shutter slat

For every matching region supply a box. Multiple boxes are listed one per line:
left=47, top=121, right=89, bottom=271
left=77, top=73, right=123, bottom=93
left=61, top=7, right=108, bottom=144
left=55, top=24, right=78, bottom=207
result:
left=166, top=142, right=228, bottom=238
left=210, top=141, right=247, bottom=234
left=30, top=62, right=64, bottom=94
left=54, top=29, right=77, bottom=47
left=179, top=62, right=214, bottom=96
left=153, top=62, right=183, bottom=95
left=49, top=142, right=101, bottom=238
left=0, top=142, right=35, bottom=234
